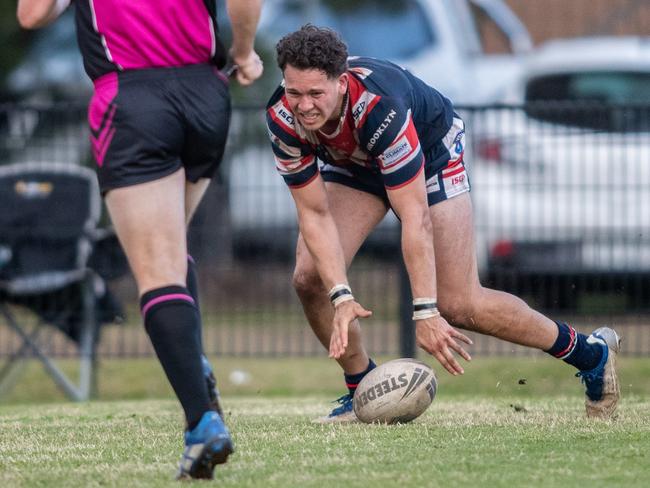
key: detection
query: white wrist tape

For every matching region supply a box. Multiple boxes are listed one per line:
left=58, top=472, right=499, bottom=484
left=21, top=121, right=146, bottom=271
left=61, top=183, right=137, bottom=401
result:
left=332, top=294, right=354, bottom=307
left=412, top=298, right=439, bottom=321
left=412, top=309, right=441, bottom=321
left=328, top=284, right=354, bottom=307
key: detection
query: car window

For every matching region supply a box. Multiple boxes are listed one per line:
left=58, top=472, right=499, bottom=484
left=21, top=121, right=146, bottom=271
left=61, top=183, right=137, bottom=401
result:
left=263, top=0, right=435, bottom=60
left=524, top=72, right=650, bottom=132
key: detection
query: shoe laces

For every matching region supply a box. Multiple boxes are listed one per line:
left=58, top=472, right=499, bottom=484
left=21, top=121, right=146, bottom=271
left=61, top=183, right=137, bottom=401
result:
left=575, top=343, right=608, bottom=385
left=329, top=394, right=353, bottom=416
left=576, top=369, right=600, bottom=384
left=576, top=366, right=605, bottom=401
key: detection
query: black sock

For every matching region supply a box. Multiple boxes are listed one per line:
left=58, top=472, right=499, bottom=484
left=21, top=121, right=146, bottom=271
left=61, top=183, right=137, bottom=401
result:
left=141, top=285, right=211, bottom=429
left=344, top=359, right=376, bottom=396
left=186, top=255, right=205, bottom=352
left=546, top=321, right=603, bottom=371
left=186, top=255, right=200, bottom=309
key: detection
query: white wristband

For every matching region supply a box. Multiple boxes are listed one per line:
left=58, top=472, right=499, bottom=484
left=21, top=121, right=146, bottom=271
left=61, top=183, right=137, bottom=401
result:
left=412, top=297, right=439, bottom=321
left=328, top=284, right=354, bottom=308
left=332, top=294, right=355, bottom=307
left=412, top=309, right=441, bottom=321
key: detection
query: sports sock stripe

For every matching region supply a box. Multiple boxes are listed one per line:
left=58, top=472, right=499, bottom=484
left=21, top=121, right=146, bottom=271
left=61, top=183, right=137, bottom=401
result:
left=141, top=293, right=195, bottom=317
left=555, top=325, right=577, bottom=359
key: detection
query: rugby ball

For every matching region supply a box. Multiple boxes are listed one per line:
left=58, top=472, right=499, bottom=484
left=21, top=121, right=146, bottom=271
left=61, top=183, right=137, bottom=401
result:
left=353, top=358, right=437, bottom=424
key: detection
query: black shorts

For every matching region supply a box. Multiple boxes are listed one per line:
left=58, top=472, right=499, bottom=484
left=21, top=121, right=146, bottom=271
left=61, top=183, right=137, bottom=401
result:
left=88, top=64, right=231, bottom=193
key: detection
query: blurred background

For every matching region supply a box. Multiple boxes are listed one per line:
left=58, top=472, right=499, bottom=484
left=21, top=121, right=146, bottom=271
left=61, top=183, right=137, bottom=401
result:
left=1, top=0, right=649, bottom=394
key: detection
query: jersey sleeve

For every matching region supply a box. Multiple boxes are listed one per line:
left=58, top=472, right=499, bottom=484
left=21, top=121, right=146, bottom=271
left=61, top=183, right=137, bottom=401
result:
left=265, top=97, right=318, bottom=189
left=359, top=97, right=424, bottom=190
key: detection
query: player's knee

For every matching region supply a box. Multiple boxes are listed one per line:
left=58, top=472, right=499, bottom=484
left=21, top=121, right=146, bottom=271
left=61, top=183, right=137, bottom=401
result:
left=292, top=266, right=323, bottom=297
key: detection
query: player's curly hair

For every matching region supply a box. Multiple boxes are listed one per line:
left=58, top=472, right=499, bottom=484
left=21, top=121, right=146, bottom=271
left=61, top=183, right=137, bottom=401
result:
left=276, top=24, right=348, bottom=78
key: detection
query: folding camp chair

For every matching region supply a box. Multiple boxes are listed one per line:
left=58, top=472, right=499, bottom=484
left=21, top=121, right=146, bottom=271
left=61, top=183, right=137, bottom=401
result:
left=0, top=162, right=123, bottom=401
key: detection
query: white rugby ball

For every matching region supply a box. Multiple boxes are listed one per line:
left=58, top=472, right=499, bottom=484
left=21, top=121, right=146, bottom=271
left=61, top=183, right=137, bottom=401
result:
left=353, top=358, right=437, bottom=424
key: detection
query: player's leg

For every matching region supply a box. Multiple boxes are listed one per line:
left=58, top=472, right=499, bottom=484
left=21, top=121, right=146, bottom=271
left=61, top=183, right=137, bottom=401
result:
left=295, top=182, right=387, bottom=367
left=184, top=178, right=224, bottom=418
left=106, top=171, right=232, bottom=479
left=176, top=65, right=232, bottom=431
left=94, top=65, right=232, bottom=481
left=185, top=178, right=211, bottom=225
left=430, top=193, right=557, bottom=347
left=429, top=192, right=620, bottom=417
left=105, top=170, right=216, bottom=426
left=293, top=182, right=388, bottom=422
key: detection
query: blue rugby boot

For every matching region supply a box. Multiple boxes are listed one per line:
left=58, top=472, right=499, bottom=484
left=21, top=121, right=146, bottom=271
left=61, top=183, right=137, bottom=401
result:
left=176, top=411, right=234, bottom=480
left=313, top=393, right=358, bottom=424
left=201, top=354, right=224, bottom=418
left=576, top=327, right=621, bottom=419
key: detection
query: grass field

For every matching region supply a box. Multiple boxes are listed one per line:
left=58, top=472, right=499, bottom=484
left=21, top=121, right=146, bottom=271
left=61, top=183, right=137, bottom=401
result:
left=1, top=357, right=649, bottom=487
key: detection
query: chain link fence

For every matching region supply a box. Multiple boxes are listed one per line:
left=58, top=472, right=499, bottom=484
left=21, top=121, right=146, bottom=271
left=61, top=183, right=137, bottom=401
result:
left=1, top=102, right=650, bottom=359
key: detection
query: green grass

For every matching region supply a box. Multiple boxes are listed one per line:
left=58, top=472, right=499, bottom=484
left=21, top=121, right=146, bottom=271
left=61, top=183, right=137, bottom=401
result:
left=1, top=397, right=649, bottom=487
left=3, top=355, right=650, bottom=403
left=1, top=357, right=649, bottom=487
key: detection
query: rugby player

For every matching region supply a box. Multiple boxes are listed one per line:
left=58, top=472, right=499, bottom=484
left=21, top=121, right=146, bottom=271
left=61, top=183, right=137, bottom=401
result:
left=265, top=25, right=620, bottom=423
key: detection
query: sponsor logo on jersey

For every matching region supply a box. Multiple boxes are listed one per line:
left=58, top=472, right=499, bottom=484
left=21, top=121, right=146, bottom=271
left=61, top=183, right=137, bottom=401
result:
left=271, top=101, right=296, bottom=131
left=381, top=135, right=412, bottom=168
left=450, top=174, right=466, bottom=185
left=453, top=129, right=465, bottom=154
left=352, top=101, right=366, bottom=122
left=442, top=166, right=470, bottom=197
left=367, top=109, right=397, bottom=150
left=426, top=175, right=440, bottom=193
left=277, top=107, right=294, bottom=126
left=351, top=92, right=378, bottom=127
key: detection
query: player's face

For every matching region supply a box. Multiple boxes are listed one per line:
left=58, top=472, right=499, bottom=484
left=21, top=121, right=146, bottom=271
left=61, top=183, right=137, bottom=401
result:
left=283, top=64, right=347, bottom=130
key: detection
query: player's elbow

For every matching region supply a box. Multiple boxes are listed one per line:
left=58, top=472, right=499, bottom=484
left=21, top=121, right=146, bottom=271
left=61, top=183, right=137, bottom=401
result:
left=17, top=12, right=42, bottom=29
left=17, top=4, right=52, bottom=29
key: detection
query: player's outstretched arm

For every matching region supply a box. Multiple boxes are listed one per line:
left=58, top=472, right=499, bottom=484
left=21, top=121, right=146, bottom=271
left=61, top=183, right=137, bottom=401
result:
left=387, top=168, right=472, bottom=375
left=289, top=176, right=372, bottom=359
left=17, top=0, right=69, bottom=29
left=226, top=0, right=263, bottom=86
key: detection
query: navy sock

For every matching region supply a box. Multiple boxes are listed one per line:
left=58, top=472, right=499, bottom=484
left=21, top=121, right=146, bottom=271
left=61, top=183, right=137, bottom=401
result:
left=546, top=321, right=603, bottom=371
left=186, top=255, right=205, bottom=352
left=141, top=285, right=212, bottom=429
left=344, top=359, right=376, bottom=396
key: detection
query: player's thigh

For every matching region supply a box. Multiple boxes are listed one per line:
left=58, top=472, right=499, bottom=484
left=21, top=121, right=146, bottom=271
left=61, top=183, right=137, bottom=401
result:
left=295, top=182, right=388, bottom=272
left=185, top=178, right=211, bottom=226
left=180, top=68, right=230, bottom=225
left=428, top=192, right=482, bottom=297
left=105, top=169, right=188, bottom=294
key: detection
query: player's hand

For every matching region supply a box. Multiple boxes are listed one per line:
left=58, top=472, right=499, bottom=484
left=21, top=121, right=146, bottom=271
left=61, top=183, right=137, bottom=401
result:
left=229, top=50, right=263, bottom=86
left=416, top=316, right=472, bottom=375
left=328, top=300, right=372, bottom=359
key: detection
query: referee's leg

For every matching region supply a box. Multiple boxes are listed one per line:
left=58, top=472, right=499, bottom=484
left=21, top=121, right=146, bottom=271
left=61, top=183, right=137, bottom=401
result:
left=105, top=169, right=213, bottom=429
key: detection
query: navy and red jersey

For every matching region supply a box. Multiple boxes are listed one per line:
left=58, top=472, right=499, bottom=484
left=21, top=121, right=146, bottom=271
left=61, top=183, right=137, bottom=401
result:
left=265, top=57, right=455, bottom=190
left=74, top=0, right=228, bottom=80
